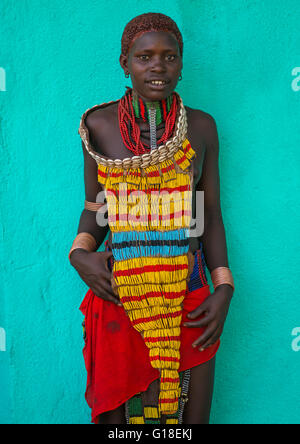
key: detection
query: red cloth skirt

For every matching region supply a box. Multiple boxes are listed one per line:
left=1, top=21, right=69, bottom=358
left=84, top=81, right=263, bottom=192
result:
left=79, top=249, right=220, bottom=424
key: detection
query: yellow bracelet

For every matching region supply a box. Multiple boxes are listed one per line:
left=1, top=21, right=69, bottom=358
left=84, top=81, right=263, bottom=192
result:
left=211, top=266, right=234, bottom=291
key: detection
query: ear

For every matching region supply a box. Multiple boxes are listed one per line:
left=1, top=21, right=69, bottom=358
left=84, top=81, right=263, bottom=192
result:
left=119, top=53, right=129, bottom=74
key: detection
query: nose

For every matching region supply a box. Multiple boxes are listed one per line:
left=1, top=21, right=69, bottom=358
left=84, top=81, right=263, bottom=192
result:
left=149, top=56, right=167, bottom=72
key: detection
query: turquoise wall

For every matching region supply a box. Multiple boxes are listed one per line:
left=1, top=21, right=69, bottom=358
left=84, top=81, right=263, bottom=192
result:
left=0, top=0, right=299, bottom=424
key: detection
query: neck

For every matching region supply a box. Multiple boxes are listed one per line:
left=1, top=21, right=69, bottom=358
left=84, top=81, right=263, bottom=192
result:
left=131, top=88, right=174, bottom=126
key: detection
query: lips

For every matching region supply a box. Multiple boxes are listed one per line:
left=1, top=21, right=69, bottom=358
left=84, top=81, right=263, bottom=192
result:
left=146, top=80, right=169, bottom=90
left=146, top=79, right=169, bottom=84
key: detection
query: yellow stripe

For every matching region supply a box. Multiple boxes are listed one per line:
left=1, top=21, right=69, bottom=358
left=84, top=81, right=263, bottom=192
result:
left=144, top=327, right=181, bottom=339
left=127, top=307, right=182, bottom=332
left=129, top=416, right=145, bottom=424
left=144, top=340, right=181, bottom=351
left=114, top=255, right=188, bottom=271
left=117, top=281, right=187, bottom=298
left=144, top=407, right=159, bottom=419
left=182, top=138, right=190, bottom=150
left=149, top=348, right=180, bottom=361
left=122, top=296, right=184, bottom=311
left=114, top=256, right=189, bottom=287
left=109, top=218, right=191, bottom=232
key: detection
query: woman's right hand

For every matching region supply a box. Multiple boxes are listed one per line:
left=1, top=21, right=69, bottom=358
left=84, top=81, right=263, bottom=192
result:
left=70, top=249, right=122, bottom=306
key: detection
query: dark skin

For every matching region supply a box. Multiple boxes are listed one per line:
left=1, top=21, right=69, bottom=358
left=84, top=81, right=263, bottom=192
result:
left=70, top=31, right=234, bottom=424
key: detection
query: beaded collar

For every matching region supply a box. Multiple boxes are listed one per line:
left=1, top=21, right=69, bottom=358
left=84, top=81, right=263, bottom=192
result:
left=78, top=91, right=188, bottom=170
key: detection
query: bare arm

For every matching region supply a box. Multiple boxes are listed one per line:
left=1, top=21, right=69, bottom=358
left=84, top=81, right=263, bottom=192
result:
left=197, top=114, right=232, bottom=283
left=69, top=126, right=119, bottom=305
left=183, top=114, right=233, bottom=350
left=69, top=140, right=108, bottom=265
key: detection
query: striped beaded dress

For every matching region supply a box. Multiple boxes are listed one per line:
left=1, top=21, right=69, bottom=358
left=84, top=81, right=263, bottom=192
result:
left=78, top=90, right=220, bottom=424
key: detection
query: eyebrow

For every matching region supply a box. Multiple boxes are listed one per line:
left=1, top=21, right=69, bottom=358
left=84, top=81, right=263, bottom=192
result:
left=134, top=48, right=177, bottom=53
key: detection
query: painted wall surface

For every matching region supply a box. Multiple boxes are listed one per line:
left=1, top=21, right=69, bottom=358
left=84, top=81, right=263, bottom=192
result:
left=0, top=0, right=299, bottom=424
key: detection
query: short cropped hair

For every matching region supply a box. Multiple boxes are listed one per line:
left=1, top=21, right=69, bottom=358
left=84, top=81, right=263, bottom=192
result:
left=121, top=12, right=183, bottom=57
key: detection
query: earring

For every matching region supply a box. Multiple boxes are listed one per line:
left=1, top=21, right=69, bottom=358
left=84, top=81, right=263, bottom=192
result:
left=125, top=72, right=130, bottom=78
left=179, top=74, right=183, bottom=81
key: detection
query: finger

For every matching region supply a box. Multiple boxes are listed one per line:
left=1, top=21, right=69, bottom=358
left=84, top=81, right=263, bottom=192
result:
left=99, top=250, right=113, bottom=257
left=191, top=324, right=218, bottom=349
left=183, top=312, right=214, bottom=328
left=192, top=312, right=216, bottom=328
left=197, top=328, right=220, bottom=351
left=101, top=269, right=114, bottom=284
left=101, top=283, right=119, bottom=300
left=98, top=261, right=115, bottom=282
left=186, top=301, right=210, bottom=320
left=103, top=251, right=113, bottom=259
left=98, top=282, right=122, bottom=306
left=200, top=327, right=223, bottom=350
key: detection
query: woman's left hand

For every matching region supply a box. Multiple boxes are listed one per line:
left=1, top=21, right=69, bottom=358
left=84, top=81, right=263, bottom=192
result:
left=183, top=284, right=234, bottom=350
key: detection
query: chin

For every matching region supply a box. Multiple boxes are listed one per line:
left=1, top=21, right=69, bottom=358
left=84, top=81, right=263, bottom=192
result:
left=142, top=85, right=174, bottom=100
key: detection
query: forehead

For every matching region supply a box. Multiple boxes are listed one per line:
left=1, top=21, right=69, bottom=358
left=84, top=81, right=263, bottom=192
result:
left=130, top=31, right=179, bottom=52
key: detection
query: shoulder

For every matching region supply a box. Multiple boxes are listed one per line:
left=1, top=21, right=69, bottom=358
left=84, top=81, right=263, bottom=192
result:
left=79, top=101, right=118, bottom=158
left=84, top=101, right=118, bottom=134
left=78, top=101, right=118, bottom=162
left=185, top=105, right=217, bottom=134
left=185, top=105, right=218, bottom=151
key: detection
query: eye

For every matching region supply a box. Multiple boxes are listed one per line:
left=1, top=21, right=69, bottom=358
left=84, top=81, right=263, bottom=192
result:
left=166, top=55, right=176, bottom=61
left=138, top=55, right=150, bottom=61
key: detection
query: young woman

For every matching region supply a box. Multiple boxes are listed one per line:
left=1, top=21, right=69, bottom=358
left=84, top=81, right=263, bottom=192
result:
left=69, top=13, right=234, bottom=425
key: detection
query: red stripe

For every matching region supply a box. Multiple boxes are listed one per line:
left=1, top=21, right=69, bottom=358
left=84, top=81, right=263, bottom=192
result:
left=162, top=98, right=167, bottom=120
left=183, top=142, right=191, bottom=153
left=150, top=355, right=180, bottom=363
left=106, top=184, right=190, bottom=196
left=132, top=310, right=182, bottom=326
left=159, top=397, right=178, bottom=404
left=98, top=170, right=107, bottom=178
left=108, top=210, right=191, bottom=224
left=161, top=164, right=175, bottom=174
left=115, top=264, right=188, bottom=277
left=121, top=289, right=186, bottom=303
left=146, top=170, right=160, bottom=177
left=144, top=336, right=180, bottom=343
left=139, top=98, right=146, bottom=121
left=109, top=172, right=124, bottom=178
left=161, top=377, right=180, bottom=383
left=176, top=153, right=188, bottom=165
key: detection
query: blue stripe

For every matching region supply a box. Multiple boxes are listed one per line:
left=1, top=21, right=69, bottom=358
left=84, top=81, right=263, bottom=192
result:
left=112, top=244, right=190, bottom=261
left=111, top=229, right=190, bottom=261
left=112, top=228, right=189, bottom=244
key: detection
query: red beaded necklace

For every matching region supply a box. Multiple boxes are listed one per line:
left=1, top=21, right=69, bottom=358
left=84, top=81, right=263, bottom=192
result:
left=118, top=86, right=178, bottom=156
